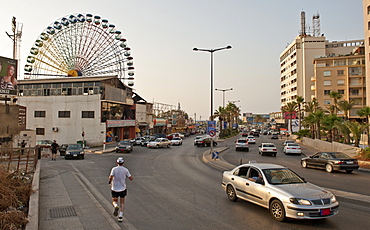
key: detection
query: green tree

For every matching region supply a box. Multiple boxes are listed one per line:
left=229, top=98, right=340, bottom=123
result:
left=321, top=114, right=342, bottom=142
left=357, top=107, right=370, bottom=145
left=344, top=121, right=369, bottom=147
left=337, top=100, right=356, bottom=121
left=296, top=96, right=305, bottom=131
left=329, top=91, right=343, bottom=114
left=214, top=106, right=228, bottom=137
left=282, top=102, right=297, bottom=134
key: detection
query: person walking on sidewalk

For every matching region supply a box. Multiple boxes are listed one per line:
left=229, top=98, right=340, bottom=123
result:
left=108, top=157, right=133, bottom=222
left=50, top=140, right=59, bottom=161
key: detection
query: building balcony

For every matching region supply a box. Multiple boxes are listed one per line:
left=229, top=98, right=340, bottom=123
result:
left=311, top=76, right=316, bottom=81
left=311, top=85, right=316, bottom=90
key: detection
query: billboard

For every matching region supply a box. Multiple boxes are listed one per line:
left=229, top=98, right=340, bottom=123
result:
left=0, top=56, right=18, bottom=96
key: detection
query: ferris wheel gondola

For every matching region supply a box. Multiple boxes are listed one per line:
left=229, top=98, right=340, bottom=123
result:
left=24, top=13, right=135, bottom=86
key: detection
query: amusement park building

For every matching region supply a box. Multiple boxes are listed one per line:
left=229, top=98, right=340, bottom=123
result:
left=17, top=75, right=137, bottom=147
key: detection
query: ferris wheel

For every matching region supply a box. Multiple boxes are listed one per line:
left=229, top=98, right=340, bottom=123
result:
left=24, top=13, right=134, bottom=86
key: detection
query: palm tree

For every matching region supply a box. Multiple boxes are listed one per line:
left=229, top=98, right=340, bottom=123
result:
left=335, top=121, right=351, bottom=144
left=344, top=121, right=369, bottom=147
left=337, top=100, right=356, bottom=120
left=357, top=106, right=370, bottom=145
left=296, top=96, right=304, bottom=131
left=214, top=106, right=227, bottom=137
left=304, top=98, right=320, bottom=114
left=329, top=91, right=343, bottom=114
left=282, top=102, right=297, bottom=134
left=321, top=114, right=342, bottom=142
left=311, top=110, right=325, bottom=139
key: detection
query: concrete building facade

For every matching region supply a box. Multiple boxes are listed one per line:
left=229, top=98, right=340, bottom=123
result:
left=17, top=76, right=136, bottom=147
left=364, top=0, right=370, bottom=106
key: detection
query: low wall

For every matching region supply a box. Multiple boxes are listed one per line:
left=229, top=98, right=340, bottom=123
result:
left=302, top=137, right=359, bottom=157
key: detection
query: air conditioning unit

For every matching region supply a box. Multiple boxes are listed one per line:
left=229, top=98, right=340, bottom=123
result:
left=88, top=90, right=94, bottom=95
left=52, top=127, right=59, bottom=132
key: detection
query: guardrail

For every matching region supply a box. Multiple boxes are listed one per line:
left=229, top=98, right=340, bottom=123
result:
left=0, top=147, right=39, bottom=173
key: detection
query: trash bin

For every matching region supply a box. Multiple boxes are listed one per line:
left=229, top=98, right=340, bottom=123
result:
left=77, top=140, right=87, bottom=148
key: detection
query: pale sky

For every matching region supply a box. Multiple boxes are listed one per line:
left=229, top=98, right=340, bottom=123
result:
left=0, top=0, right=364, bottom=120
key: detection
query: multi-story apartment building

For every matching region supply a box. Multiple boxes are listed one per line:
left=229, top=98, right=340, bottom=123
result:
left=364, top=0, right=370, bottom=105
left=313, top=46, right=365, bottom=119
left=280, top=35, right=363, bottom=113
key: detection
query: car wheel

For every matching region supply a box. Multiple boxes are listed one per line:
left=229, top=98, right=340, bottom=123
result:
left=167, top=144, right=171, bottom=148
left=345, top=170, right=353, bottom=173
left=301, top=160, right=308, bottom=168
left=273, top=153, right=276, bottom=157
left=325, top=164, right=333, bottom=173
left=81, top=155, right=85, bottom=159
left=235, top=148, right=238, bottom=151
left=156, top=145, right=159, bottom=149
left=270, top=200, right=286, bottom=222
left=226, top=185, right=238, bottom=202
left=214, top=142, right=217, bottom=146
left=246, top=149, right=249, bottom=152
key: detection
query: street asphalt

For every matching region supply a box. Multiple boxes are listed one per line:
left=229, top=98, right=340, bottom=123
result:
left=26, top=141, right=370, bottom=230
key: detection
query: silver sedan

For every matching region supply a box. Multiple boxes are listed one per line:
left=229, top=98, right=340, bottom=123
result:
left=221, top=162, right=339, bottom=221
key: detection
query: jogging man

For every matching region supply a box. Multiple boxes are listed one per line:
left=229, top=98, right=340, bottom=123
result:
left=108, top=157, right=133, bottom=222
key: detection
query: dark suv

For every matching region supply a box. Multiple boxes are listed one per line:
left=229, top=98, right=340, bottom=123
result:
left=195, top=137, right=218, bottom=147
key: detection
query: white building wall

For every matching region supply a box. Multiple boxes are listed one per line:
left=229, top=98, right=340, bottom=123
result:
left=19, top=94, right=105, bottom=147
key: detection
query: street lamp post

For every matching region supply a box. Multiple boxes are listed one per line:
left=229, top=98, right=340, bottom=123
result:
left=215, top=88, right=233, bottom=108
left=193, top=45, right=232, bottom=121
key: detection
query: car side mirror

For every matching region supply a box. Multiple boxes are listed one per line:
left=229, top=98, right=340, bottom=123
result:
left=256, top=179, right=264, bottom=185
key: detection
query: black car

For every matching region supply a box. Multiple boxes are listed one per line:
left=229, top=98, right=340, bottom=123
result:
left=59, top=144, right=69, bottom=156
left=253, top=131, right=260, bottom=137
left=65, top=144, right=85, bottom=159
left=301, top=152, right=359, bottom=173
left=195, top=137, right=218, bottom=147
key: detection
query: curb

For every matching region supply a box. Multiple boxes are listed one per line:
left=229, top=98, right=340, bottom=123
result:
left=26, top=161, right=40, bottom=230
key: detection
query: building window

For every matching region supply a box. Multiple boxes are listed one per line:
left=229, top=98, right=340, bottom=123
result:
left=58, top=111, right=71, bottom=118
left=351, top=89, right=360, bottom=96
left=337, top=79, right=345, bottom=85
left=338, top=90, right=345, bottom=94
left=324, top=80, right=331, bottom=86
left=324, top=90, right=331, bottom=95
left=34, top=111, right=46, bottom=117
left=349, top=67, right=362, bottom=75
left=368, top=6, right=370, bottom=15
left=36, top=128, right=45, bottom=135
left=337, top=70, right=344, bottom=76
left=324, top=100, right=331, bottom=105
left=82, top=111, right=95, bottom=118
left=323, top=71, right=331, bottom=76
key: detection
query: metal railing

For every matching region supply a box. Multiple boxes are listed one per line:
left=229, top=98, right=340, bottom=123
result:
left=0, top=147, right=39, bottom=173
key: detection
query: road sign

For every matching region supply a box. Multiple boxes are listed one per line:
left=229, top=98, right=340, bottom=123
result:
left=212, top=151, right=219, bottom=159
left=209, top=130, right=216, bottom=137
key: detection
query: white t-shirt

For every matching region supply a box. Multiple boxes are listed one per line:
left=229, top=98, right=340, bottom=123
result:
left=110, top=166, right=131, bottom=192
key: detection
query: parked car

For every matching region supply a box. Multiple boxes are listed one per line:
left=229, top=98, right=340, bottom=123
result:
left=147, top=138, right=172, bottom=148
left=221, top=162, right=339, bottom=221
left=154, top=133, right=167, bottom=138
left=253, top=131, right=260, bottom=137
left=283, top=143, right=302, bottom=155
left=301, top=152, right=359, bottom=173
left=181, top=132, right=191, bottom=137
left=115, top=140, right=133, bottom=153
left=246, top=136, right=256, bottom=144
left=59, top=144, right=69, bottom=156
left=235, top=138, right=249, bottom=151
left=175, top=133, right=185, bottom=138
left=195, top=137, right=217, bottom=147
left=171, top=137, right=183, bottom=146
left=65, top=144, right=85, bottom=159
left=258, top=143, right=277, bottom=156
left=36, top=140, right=53, bottom=148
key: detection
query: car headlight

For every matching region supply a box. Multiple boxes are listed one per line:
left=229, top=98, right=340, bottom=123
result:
left=289, top=198, right=312, bottom=205
left=330, top=195, right=337, bottom=203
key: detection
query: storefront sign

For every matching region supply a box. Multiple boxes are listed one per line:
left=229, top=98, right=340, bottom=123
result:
left=106, top=120, right=136, bottom=127
left=153, top=118, right=167, bottom=126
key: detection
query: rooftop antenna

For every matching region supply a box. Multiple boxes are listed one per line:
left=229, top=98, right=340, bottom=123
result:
left=300, top=11, right=306, bottom=36
left=312, top=13, right=321, bottom=37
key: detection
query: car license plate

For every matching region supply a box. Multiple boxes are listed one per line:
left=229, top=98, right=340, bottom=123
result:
left=347, top=161, right=353, bottom=164
left=73, top=154, right=77, bottom=157
left=320, top=208, right=330, bottom=216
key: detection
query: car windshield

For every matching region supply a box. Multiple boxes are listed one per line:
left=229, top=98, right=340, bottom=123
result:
left=238, top=140, right=247, bottom=143
left=173, top=137, right=181, bottom=140
left=119, top=141, right=130, bottom=145
left=264, top=144, right=275, bottom=147
left=263, top=168, right=305, bottom=185
left=330, top=152, right=350, bottom=158
left=287, top=143, right=299, bottom=147
left=67, top=144, right=82, bottom=150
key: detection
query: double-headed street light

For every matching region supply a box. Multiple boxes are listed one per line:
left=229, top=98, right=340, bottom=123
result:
left=193, top=45, right=232, bottom=120
left=215, top=88, right=233, bottom=108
